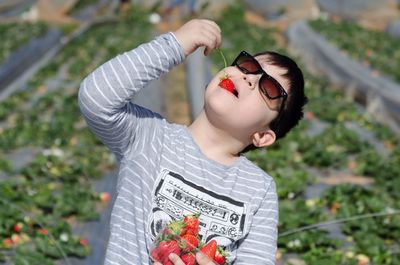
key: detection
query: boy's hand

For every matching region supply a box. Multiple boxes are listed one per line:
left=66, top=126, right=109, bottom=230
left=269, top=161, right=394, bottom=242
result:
left=153, top=252, right=216, bottom=265
left=173, top=19, right=221, bottom=57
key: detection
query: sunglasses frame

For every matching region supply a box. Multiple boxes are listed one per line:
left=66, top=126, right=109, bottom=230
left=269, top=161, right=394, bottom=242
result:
left=231, top=51, right=288, bottom=101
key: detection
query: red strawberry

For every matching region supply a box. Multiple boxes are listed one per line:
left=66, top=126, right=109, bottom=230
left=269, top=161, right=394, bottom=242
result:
left=219, top=78, right=235, bottom=94
left=181, top=234, right=198, bottom=252
left=38, top=228, right=48, bottom=235
left=100, top=192, right=111, bottom=203
left=79, top=238, right=89, bottom=247
left=13, top=223, right=23, bottom=233
left=181, top=214, right=200, bottom=236
left=150, top=248, right=160, bottom=261
left=11, top=234, right=21, bottom=245
left=200, top=240, right=217, bottom=260
left=214, top=247, right=227, bottom=265
left=181, top=253, right=196, bottom=265
left=2, top=238, right=13, bottom=248
left=158, top=240, right=180, bottom=265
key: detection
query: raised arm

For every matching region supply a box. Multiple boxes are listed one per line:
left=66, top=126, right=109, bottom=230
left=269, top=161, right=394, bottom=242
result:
left=78, top=19, right=221, bottom=161
left=78, top=32, right=184, bottom=161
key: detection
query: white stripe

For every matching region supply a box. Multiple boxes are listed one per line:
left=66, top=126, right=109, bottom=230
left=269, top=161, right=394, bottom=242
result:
left=255, top=209, right=279, bottom=215
left=104, top=257, right=119, bottom=265
left=254, top=202, right=278, bottom=210
left=81, top=118, right=128, bottom=140
left=123, top=52, right=145, bottom=86
left=152, top=42, right=168, bottom=71
left=133, top=49, right=149, bottom=79
left=83, top=83, right=108, bottom=113
left=92, top=71, right=114, bottom=105
left=142, top=48, right=158, bottom=75
left=113, top=204, right=135, bottom=217
left=116, top=55, right=135, bottom=87
left=109, top=60, right=126, bottom=90
left=239, top=247, right=276, bottom=258
left=108, top=242, right=140, bottom=262
left=119, top=187, right=149, bottom=208
left=125, top=166, right=153, bottom=193
left=100, top=67, right=124, bottom=102
left=237, top=253, right=275, bottom=264
left=242, top=238, right=276, bottom=247
left=250, top=225, right=276, bottom=231
left=154, top=40, right=170, bottom=62
left=117, top=193, right=143, bottom=209
left=120, top=171, right=152, bottom=202
left=169, top=36, right=182, bottom=60
left=110, top=212, right=146, bottom=235
left=246, top=232, right=276, bottom=241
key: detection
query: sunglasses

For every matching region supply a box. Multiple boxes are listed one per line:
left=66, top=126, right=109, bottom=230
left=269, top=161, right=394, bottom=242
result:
left=231, top=51, right=288, bottom=101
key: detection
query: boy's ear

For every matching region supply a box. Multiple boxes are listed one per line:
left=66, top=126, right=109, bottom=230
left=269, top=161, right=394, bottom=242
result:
left=251, top=129, right=276, bottom=148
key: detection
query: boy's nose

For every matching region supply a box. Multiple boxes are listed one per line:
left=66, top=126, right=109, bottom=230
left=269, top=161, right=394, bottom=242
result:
left=243, top=75, right=257, bottom=90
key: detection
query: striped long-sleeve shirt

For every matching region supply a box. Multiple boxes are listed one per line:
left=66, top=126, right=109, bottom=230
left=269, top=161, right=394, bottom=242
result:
left=78, top=32, right=279, bottom=265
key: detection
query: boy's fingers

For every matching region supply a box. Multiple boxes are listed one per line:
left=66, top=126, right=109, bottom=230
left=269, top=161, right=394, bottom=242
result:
left=153, top=262, right=162, bottom=265
left=169, top=253, right=185, bottom=265
left=197, top=20, right=221, bottom=51
left=174, top=19, right=221, bottom=56
left=196, top=252, right=217, bottom=265
left=201, top=19, right=221, bottom=33
left=201, top=31, right=219, bottom=56
left=203, top=22, right=222, bottom=47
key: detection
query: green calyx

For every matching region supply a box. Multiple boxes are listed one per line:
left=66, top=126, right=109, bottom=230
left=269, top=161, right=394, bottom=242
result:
left=168, top=220, right=185, bottom=235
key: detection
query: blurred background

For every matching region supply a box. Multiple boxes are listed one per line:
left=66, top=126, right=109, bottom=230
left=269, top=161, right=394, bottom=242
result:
left=0, top=0, right=400, bottom=264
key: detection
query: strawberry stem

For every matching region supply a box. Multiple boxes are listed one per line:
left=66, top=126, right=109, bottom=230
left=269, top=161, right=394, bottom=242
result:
left=217, top=48, right=227, bottom=69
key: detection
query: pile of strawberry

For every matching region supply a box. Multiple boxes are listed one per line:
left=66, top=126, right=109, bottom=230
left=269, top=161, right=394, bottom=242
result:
left=150, top=214, right=228, bottom=265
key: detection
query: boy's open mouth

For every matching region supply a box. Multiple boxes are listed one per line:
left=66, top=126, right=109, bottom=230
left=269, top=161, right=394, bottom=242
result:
left=232, top=88, right=238, bottom=97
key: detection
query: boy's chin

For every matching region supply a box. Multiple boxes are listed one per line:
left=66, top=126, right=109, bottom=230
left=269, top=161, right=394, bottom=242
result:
left=205, top=95, right=235, bottom=114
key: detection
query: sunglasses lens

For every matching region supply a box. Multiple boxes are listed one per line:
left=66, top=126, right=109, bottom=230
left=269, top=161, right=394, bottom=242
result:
left=261, top=78, right=280, bottom=99
left=237, top=55, right=260, bottom=73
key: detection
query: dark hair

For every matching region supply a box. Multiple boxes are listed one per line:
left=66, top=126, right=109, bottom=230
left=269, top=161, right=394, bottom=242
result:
left=242, top=51, right=307, bottom=153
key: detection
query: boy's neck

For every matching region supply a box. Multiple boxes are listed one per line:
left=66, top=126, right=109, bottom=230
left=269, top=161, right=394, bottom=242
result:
left=187, top=111, right=246, bottom=166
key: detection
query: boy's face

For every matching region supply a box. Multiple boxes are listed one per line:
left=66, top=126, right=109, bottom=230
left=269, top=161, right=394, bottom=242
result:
left=204, top=55, right=290, bottom=144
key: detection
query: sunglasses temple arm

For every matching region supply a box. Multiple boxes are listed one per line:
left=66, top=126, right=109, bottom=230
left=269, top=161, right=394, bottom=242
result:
left=273, top=98, right=286, bottom=137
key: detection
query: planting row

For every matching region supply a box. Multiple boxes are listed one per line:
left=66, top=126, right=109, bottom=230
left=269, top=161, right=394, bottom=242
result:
left=211, top=2, right=400, bottom=265
left=0, top=22, right=48, bottom=65
left=309, top=18, right=400, bottom=84
left=0, top=4, right=153, bottom=264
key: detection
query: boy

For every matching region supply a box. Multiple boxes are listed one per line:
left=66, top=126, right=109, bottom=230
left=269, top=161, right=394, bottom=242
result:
left=78, top=19, right=306, bottom=265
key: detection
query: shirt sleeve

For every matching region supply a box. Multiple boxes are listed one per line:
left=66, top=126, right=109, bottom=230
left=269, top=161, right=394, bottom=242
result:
left=78, top=32, right=185, bottom=161
left=234, top=180, right=279, bottom=265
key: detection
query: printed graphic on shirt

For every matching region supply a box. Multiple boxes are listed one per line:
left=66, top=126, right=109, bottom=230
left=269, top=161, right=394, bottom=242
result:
left=148, top=169, right=248, bottom=247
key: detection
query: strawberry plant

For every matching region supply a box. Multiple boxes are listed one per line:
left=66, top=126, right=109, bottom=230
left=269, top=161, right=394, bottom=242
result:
left=0, top=22, right=48, bottom=64
left=309, top=18, right=400, bottom=83
left=68, top=0, right=99, bottom=14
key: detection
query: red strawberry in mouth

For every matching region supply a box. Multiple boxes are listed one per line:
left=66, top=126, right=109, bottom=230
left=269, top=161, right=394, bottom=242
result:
left=219, top=76, right=238, bottom=97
